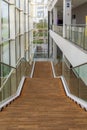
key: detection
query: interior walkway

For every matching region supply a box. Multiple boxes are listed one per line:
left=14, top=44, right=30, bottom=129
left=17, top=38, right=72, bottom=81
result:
left=0, top=61, right=87, bottom=129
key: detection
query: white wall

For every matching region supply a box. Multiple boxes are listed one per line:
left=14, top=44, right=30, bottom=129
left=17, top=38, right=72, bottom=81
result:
left=72, top=2, right=87, bottom=24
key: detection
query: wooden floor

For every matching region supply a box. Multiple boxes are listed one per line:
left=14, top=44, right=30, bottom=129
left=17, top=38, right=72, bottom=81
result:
left=0, top=61, right=87, bottom=129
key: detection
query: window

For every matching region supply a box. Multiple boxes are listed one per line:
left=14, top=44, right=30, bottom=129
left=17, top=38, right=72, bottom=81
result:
left=1, top=1, right=10, bottom=65
left=16, top=0, right=20, bottom=8
left=15, top=1, right=20, bottom=62
left=2, top=42, right=10, bottom=64
left=16, top=9, right=20, bottom=34
left=1, top=1, right=9, bottom=40
left=16, top=36, right=20, bottom=61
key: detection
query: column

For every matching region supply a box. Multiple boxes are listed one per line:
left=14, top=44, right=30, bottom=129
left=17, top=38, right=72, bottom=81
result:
left=53, top=7, right=57, bottom=62
left=20, top=0, right=25, bottom=59
left=0, top=0, right=1, bottom=87
left=63, top=0, right=71, bottom=38
left=29, top=2, right=33, bottom=63
left=9, top=1, right=16, bottom=67
left=48, top=11, right=53, bottom=57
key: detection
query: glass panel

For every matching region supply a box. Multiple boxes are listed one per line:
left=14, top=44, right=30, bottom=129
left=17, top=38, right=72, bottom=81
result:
left=16, top=63, right=21, bottom=87
left=34, top=44, right=48, bottom=58
left=63, top=56, right=87, bottom=102
left=11, top=69, right=17, bottom=94
left=24, top=0, right=26, bottom=12
left=0, top=58, right=34, bottom=104
left=26, top=33, right=28, bottom=50
left=0, top=64, right=11, bottom=87
left=66, top=25, right=86, bottom=50
left=2, top=42, right=9, bottom=64
left=0, top=68, right=17, bottom=102
left=32, top=0, right=48, bottom=58
left=16, top=36, right=20, bottom=61
left=1, top=1, right=9, bottom=40
left=16, top=0, right=20, bottom=8
left=63, top=61, right=79, bottom=97
left=0, top=91, right=3, bottom=102
left=16, top=9, right=20, bottom=34
left=63, top=61, right=70, bottom=87
left=2, top=77, right=11, bottom=100
left=75, top=65, right=87, bottom=86
left=53, top=25, right=63, bottom=36
left=21, top=59, right=26, bottom=78
left=53, top=47, right=63, bottom=76
left=25, top=61, right=33, bottom=76
left=84, top=27, right=87, bottom=50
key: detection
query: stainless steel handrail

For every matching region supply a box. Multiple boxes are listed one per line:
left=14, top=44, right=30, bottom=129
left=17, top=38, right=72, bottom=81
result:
left=0, top=57, right=26, bottom=89
left=0, top=62, right=16, bottom=69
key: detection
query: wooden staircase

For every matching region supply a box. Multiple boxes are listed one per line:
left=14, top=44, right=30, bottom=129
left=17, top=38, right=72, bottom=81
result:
left=0, top=61, right=87, bottom=130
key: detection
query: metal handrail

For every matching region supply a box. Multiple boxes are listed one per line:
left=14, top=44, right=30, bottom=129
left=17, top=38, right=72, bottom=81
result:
left=0, top=56, right=33, bottom=109
left=66, top=24, right=87, bottom=27
left=0, top=69, right=14, bottom=91
left=0, top=57, right=26, bottom=89
left=0, top=61, right=16, bottom=69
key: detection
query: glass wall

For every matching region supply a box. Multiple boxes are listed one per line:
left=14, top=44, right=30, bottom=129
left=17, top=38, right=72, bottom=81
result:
left=32, top=0, right=48, bottom=58
left=1, top=1, right=9, bottom=40
left=15, top=36, right=20, bottom=61
left=0, top=0, right=33, bottom=103
left=1, top=0, right=10, bottom=81
left=16, top=0, right=20, bottom=8
left=15, top=0, right=21, bottom=62
left=24, top=0, right=29, bottom=61
left=1, top=1, right=10, bottom=65
left=0, top=0, right=31, bottom=74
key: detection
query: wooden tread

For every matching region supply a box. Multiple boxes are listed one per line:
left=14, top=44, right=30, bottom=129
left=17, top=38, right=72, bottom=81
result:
left=0, top=61, right=87, bottom=130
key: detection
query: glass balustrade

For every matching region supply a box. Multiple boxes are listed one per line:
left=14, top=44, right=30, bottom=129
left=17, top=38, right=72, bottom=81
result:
left=0, top=63, right=17, bottom=102
left=52, top=46, right=63, bottom=77
left=53, top=25, right=63, bottom=36
left=53, top=61, right=62, bottom=77
left=53, top=24, right=87, bottom=51
left=34, top=44, right=48, bottom=58
left=66, top=25, right=87, bottom=50
left=63, top=58, right=87, bottom=102
left=52, top=25, right=87, bottom=102
left=0, top=58, right=33, bottom=104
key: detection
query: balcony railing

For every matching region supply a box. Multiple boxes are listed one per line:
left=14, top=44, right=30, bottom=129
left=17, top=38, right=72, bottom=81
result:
left=53, top=24, right=87, bottom=51
left=53, top=25, right=63, bottom=36
left=66, top=24, right=87, bottom=51
left=34, top=44, right=48, bottom=59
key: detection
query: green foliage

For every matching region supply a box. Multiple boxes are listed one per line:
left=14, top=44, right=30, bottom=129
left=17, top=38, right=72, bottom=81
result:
left=37, top=20, right=48, bottom=29
left=33, top=39, right=43, bottom=44
left=1, top=64, right=11, bottom=77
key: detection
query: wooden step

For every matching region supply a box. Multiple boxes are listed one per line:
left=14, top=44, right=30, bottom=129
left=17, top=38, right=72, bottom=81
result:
left=33, top=61, right=53, bottom=78
left=0, top=61, right=87, bottom=129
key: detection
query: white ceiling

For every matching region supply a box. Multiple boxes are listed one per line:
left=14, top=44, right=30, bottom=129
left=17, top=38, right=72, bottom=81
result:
left=72, top=0, right=87, bottom=8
